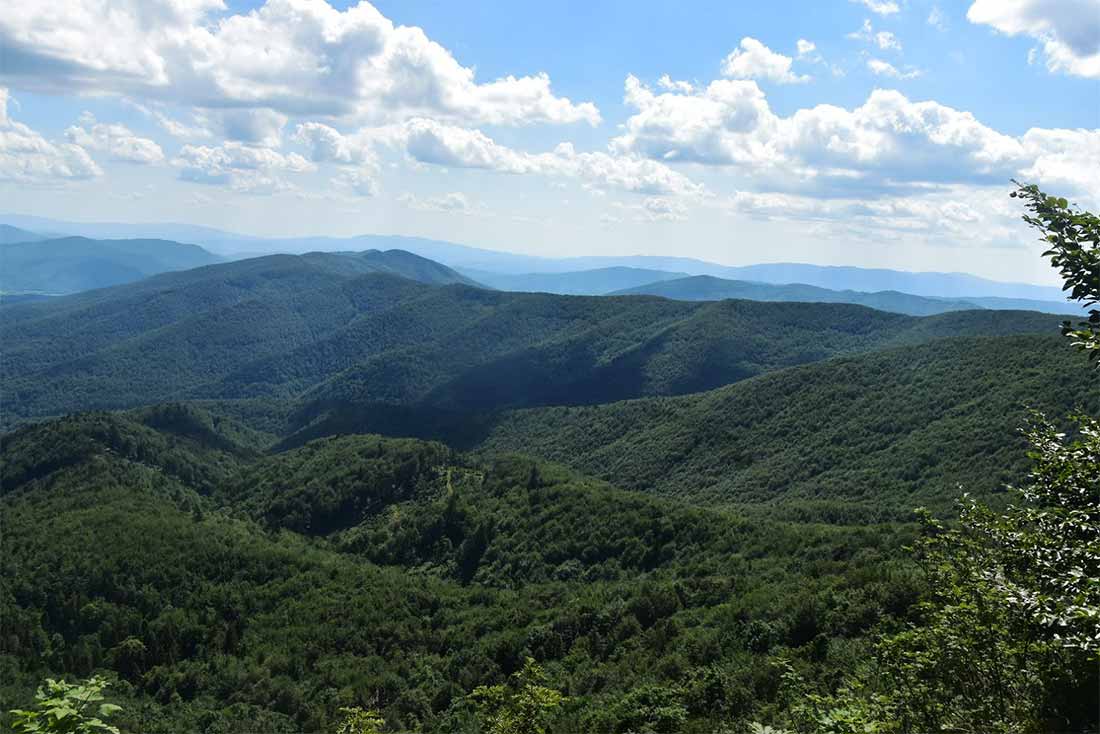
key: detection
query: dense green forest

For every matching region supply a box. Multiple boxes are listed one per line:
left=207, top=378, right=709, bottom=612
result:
left=1, top=407, right=923, bottom=733
left=2, top=185, right=1097, bottom=733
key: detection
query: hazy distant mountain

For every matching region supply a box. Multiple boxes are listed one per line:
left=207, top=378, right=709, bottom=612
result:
left=0, top=237, right=223, bottom=294
left=951, top=295, right=1086, bottom=315
left=0, top=214, right=261, bottom=250
left=719, top=263, right=1067, bottom=302
left=0, top=224, right=48, bottom=244
left=1, top=214, right=1069, bottom=302
left=461, top=267, right=689, bottom=295
left=612, top=275, right=1083, bottom=317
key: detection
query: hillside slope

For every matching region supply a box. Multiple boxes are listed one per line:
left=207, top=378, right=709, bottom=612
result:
left=1, top=407, right=918, bottom=733
left=468, top=335, right=1097, bottom=515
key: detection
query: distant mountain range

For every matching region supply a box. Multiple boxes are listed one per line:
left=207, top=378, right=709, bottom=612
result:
left=0, top=236, right=223, bottom=294
left=0, top=213, right=1072, bottom=304
left=461, top=266, right=689, bottom=295
left=612, top=275, right=1082, bottom=317
left=0, top=224, right=50, bottom=244
left=2, top=248, right=1066, bottom=429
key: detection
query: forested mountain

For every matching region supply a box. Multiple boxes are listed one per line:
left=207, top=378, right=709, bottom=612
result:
left=0, top=236, right=222, bottom=294
left=613, top=274, right=1082, bottom=316
left=0, top=405, right=926, bottom=733
left=0, top=249, right=1064, bottom=427
left=460, top=267, right=689, bottom=295
left=465, top=335, right=1097, bottom=515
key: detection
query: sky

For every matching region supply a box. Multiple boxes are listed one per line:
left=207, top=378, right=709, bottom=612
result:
left=1, top=0, right=1098, bottom=284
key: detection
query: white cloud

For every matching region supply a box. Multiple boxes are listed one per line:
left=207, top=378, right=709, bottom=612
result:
left=796, top=39, right=817, bottom=58
left=867, top=59, right=923, bottom=79
left=849, top=20, right=903, bottom=51
left=403, top=118, right=535, bottom=173
left=293, top=122, right=378, bottom=165
left=0, top=88, right=102, bottom=184
left=334, top=167, right=380, bottom=197
left=610, top=75, right=1096, bottom=200
left=395, top=117, right=704, bottom=197
left=1020, top=127, right=1100, bottom=203
left=65, top=115, right=165, bottom=164
left=0, top=0, right=600, bottom=127
left=658, top=74, right=695, bottom=93
left=172, top=140, right=315, bottom=193
left=968, top=0, right=1100, bottom=79
left=640, top=196, right=688, bottom=221
left=611, top=74, right=775, bottom=166
left=850, top=0, right=900, bottom=15
left=399, top=191, right=470, bottom=212
left=721, top=37, right=810, bottom=84
left=218, top=109, right=287, bottom=148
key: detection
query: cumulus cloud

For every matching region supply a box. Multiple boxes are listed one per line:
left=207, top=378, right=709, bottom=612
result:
left=1020, top=127, right=1100, bottom=202
left=0, top=0, right=600, bottom=127
left=0, top=88, right=102, bottom=183
left=867, top=59, right=922, bottom=79
left=968, top=0, right=1100, bottom=79
left=334, top=167, right=380, bottom=197
left=218, top=109, right=288, bottom=148
left=796, top=39, right=817, bottom=58
left=394, top=117, right=704, bottom=197
left=293, top=122, right=378, bottom=165
left=610, top=73, right=1100, bottom=203
left=850, top=0, right=900, bottom=15
left=721, top=38, right=810, bottom=84
left=611, top=74, right=775, bottom=166
left=172, top=140, right=314, bottom=193
left=658, top=74, right=695, bottom=93
left=65, top=114, right=165, bottom=164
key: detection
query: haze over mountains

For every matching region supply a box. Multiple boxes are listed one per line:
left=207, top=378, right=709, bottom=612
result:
left=0, top=215, right=1079, bottom=314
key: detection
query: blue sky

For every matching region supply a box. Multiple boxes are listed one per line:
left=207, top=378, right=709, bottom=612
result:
left=1, top=0, right=1098, bottom=283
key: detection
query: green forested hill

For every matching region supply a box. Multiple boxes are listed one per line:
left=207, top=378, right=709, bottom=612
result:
left=466, top=335, right=1097, bottom=515
left=1, top=407, right=920, bottom=733
left=0, top=250, right=1066, bottom=428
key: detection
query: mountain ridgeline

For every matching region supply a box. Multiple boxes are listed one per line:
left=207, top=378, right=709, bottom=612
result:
left=611, top=274, right=1082, bottom=317
left=0, top=247, right=1067, bottom=430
